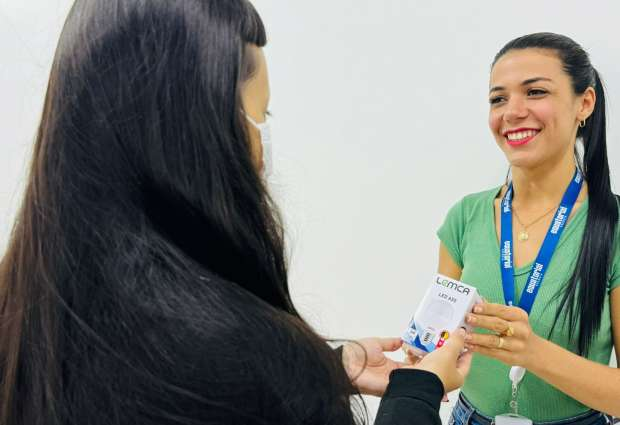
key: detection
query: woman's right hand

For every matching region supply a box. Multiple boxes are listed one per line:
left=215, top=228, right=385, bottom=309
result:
left=405, top=328, right=473, bottom=393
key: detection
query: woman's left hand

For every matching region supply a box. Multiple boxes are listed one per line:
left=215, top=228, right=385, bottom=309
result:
left=464, top=302, right=541, bottom=368
left=342, top=337, right=416, bottom=397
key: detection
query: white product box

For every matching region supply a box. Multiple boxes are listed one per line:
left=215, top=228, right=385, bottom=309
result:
left=402, top=274, right=482, bottom=356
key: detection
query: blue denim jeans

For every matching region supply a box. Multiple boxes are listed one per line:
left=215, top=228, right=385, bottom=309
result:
left=449, top=393, right=613, bottom=425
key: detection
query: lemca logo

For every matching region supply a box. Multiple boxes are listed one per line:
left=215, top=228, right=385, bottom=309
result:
left=435, top=277, right=471, bottom=295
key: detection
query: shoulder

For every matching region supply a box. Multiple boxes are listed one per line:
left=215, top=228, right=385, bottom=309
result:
left=439, top=186, right=503, bottom=250
left=461, top=186, right=504, bottom=207
left=445, top=186, right=503, bottom=219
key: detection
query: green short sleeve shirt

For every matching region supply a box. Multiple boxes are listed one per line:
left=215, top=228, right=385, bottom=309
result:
left=438, top=187, right=620, bottom=421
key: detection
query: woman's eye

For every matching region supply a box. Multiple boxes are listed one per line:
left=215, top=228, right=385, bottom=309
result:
left=489, top=96, right=506, bottom=105
left=528, top=89, right=547, bottom=96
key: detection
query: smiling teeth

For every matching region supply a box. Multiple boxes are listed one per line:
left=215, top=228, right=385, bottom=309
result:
left=507, top=130, right=538, bottom=141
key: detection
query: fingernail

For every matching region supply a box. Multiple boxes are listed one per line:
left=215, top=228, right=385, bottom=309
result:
left=467, top=315, right=476, bottom=324
left=474, top=305, right=483, bottom=313
left=457, top=328, right=466, bottom=337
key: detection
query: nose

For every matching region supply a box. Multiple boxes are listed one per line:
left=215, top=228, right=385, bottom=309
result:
left=503, top=95, right=528, bottom=123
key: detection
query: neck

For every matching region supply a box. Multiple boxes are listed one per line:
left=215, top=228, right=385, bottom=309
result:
left=511, top=151, right=578, bottom=207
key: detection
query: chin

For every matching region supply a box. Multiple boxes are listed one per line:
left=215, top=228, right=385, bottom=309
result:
left=506, top=155, right=545, bottom=171
left=498, top=143, right=541, bottom=171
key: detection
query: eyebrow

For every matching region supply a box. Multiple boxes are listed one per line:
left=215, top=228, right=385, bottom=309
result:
left=489, top=77, right=553, bottom=94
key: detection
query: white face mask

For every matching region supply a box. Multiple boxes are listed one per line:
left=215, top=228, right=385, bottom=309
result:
left=245, top=114, right=272, bottom=177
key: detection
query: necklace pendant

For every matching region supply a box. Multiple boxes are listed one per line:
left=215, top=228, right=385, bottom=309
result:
left=518, top=231, right=529, bottom=241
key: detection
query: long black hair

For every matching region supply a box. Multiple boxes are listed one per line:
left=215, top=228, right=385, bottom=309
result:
left=493, top=33, right=618, bottom=356
left=0, top=1, right=359, bottom=424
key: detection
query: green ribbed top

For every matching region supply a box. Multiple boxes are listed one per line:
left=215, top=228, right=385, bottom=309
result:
left=438, top=187, right=620, bottom=422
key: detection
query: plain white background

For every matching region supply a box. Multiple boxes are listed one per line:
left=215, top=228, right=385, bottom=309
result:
left=1, top=1, right=619, bottom=422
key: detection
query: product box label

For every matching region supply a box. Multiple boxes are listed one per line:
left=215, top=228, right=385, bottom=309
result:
left=402, top=274, right=482, bottom=356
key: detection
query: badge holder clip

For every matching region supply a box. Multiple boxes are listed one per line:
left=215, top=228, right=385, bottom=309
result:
left=495, top=366, right=532, bottom=425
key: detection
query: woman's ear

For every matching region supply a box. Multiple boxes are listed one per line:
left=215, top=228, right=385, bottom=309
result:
left=577, top=86, right=596, bottom=123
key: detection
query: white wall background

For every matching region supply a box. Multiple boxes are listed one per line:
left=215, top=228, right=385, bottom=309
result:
left=1, top=1, right=619, bottom=422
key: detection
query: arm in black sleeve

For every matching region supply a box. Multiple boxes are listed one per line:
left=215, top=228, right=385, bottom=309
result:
left=374, top=369, right=445, bottom=425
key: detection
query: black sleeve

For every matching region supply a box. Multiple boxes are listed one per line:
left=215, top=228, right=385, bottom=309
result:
left=374, top=369, right=444, bottom=425
left=334, top=345, right=344, bottom=359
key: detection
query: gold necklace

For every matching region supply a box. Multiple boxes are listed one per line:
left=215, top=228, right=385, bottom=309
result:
left=512, top=205, right=558, bottom=242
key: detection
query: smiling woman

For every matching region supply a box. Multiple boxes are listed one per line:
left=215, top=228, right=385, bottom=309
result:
left=435, top=32, right=620, bottom=424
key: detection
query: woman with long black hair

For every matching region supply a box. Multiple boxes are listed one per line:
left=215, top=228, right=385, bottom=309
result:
left=0, top=1, right=471, bottom=424
left=437, top=33, right=620, bottom=424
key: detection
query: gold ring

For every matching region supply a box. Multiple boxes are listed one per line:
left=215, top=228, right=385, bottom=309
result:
left=503, top=325, right=515, bottom=337
left=497, top=336, right=505, bottom=349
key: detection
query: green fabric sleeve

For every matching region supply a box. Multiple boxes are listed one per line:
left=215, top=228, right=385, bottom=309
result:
left=437, top=198, right=466, bottom=269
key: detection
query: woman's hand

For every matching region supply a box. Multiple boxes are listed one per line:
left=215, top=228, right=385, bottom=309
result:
left=464, top=302, right=542, bottom=368
left=342, top=337, right=414, bottom=397
left=411, top=328, right=473, bottom=393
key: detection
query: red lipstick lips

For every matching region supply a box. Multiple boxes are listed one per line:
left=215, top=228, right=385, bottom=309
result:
left=503, top=128, right=540, bottom=147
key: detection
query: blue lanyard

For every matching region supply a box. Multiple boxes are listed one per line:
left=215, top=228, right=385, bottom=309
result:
left=500, top=169, right=583, bottom=314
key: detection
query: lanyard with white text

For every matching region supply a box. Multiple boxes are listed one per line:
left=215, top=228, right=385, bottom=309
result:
left=500, top=168, right=583, bottom=315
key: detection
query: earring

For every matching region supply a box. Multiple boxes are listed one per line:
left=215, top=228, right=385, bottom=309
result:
left=579, top=119, right=586, bottom=128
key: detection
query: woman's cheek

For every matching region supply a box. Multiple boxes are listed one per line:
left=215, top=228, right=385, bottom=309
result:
left=489, top=111, right=504, bottom=143
left=529, top=100, right=554, bottom=128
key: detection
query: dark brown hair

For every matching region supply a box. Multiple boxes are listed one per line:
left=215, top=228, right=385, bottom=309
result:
left=0, top=1, right=359, bottom=423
